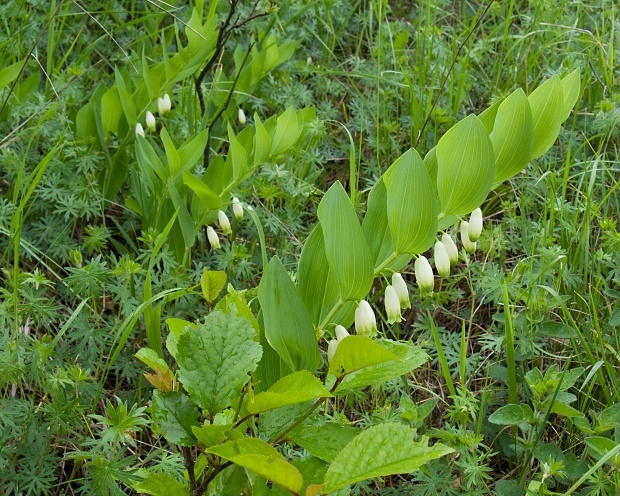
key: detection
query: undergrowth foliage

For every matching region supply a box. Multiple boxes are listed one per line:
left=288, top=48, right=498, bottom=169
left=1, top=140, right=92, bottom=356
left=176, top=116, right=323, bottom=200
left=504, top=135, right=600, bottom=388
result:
left=1, top=0, right=619, bottom=495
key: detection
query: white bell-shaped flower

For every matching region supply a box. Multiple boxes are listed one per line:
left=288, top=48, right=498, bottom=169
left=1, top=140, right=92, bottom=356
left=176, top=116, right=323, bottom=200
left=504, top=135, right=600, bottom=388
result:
left=218, top=210, right=232, bottom=235
left=232, top=197, right=243, bottom=221
left=441, top=233, right=459, bottom=265
left=434, top=241, right=451, bottom=278
left=414, top=256, right=434, bottom=293
left=355, top=300, right=377, bottom=337
left=206, top=226, right=221, bottom=249
left=391, top=273, right=410, bottom=309
left=384, top=285, right=402, bottom=324
left=468, top=208, right=483, bottom=242
left=460, top=221, right=477, bottom=253
left=145, top=111, right=156, bottom=132
left=335, top=325, right=350, bottom=342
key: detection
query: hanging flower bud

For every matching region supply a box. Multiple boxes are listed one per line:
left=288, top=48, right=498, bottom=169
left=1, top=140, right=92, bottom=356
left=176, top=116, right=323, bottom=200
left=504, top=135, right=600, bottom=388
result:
left=335, top=325, right=350, bottom=342
left=391, top=273, right=410, bottom=309
left=238, top=108, right=246, bottom=125
left=442, top=233, right=459, bottom=265
left=460, top=221, right=477, bottom=253
left=327, top=339, right=339, bottom=363
left=217, top=210, right=232, bottom=235
left=415, top=256, right=434, bottom=293
left=206, top=226, right=221, bottom=249
left=145, top=111, right=156, bottom=132
left=135, top=122, right=145, bottom=138
left=434, top=241, right=451, bottom=278
left=158, top=93, right=172, bottom=116
left=384, top=285, right=402, bottom=324
left=355, top=300, right=377, bottom=337
left=468, top=208, right=483, bottom=242
left=232, top=197, right=243, bottom=221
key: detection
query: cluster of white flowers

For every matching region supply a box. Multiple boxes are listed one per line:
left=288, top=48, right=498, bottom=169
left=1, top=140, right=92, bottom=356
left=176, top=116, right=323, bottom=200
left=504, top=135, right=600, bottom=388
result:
left=135, top=93, right=172, bottom=137
left=206, top=197, right=246, bottom=250
left=326, top=208, right=485, bottom=358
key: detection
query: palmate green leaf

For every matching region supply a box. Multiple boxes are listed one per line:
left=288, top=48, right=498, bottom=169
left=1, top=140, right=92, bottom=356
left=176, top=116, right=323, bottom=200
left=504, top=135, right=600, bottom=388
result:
left=491, top=88, right=534, bottom=183
left=151, top=390, right=199, bottom=446
left=383, top=148, right=438, bottom=256
left=258, top=257, right=321, bottom=372
left=288, top=421, right=359, bottom=462
left=271, top=107, right=299, bottom=156
left=206, top=438, right=303, bottom=494
left=528, top=75, right=564, bottom=159
left=329, top=336, right=398, bottom=377
left=560, top=69, right=581, bottom=121
left=318, top=182, right=374, bottom=301
left=200, top=269, right=227, bottom=303
left=134, top=473, right=189, bottom=496
left=436, top=114, right=495, bottom=217
left=247, top=370, right=331, bottom=415
left=336, top=341, right=428, bottom=393
left=176, top=310, right=262, bottom=417
left=322, top=425, right=454, bottom=493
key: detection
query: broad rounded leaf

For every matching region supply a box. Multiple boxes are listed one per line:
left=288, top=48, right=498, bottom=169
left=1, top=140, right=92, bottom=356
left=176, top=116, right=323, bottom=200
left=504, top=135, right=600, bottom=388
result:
left=200, top=269, right=227, bottom=303
left=488, top=404, right=528, bottom=426
left=151, top=390, right=199, bottom=446
left=323, top=425, right=454, bottom=493
left=134, top=473, right=189, bottom=496
left=328, top=336, right=398, bottom=377
left=247, top=370, right=332, bottom=415
left=176, top=310, right=262, bottom=416
left=383, top=148, right=438, bottom=255
left=491, top=88, right=534, bottom=183
left=528, top=75, right=564, bottom=159
left=436, top=114, right=495, bottom=217
left=206, top=438, right=303, bottom=494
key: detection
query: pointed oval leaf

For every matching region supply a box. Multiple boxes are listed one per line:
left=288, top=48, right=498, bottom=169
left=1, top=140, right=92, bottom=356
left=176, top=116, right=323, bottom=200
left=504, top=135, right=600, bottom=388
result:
left=383, top=148, right=439, bottom=255
left=253, top=114, right=272, bottom=165
left=528, top=75, right=564, bottom=159
left=478, top=97, right=504, bottom=134
left=560, top=69, right=580, bottom=122
left=317, top=182, right=374, bottom=301
left=101, top=86, right=124, bottom=136
left=271, top=107, right=299, bottom=156
left=161, top=127, right=181, bottom=176
left=200, top=269, right=227, bottom=303
left=182, top=171, right=223, bottom=211
left=491, top=88, right=534, bottom=183
left=258, top=257, right=321, bottom=372
left=247, top=370, right=332, bottom=415
left=206, top=438, right=303, bottom=494
left=134, top=473, right=190, bottom=496
left=228, top=124, right=248, bottom=180
left=329, top=336, right=398, bottom=377
left=178, top=129, right=209, bottom=172
left=322, top=425, right=454, bottom=493
left=289, top=421, right=359, bottom=462
left=436, top=114, right=495, bottom=217
left=361, top=178, right=391, bottom=267
left=298, top=224, right=331, bottom=325
left=192, top=423, right=232, bottom=448
left=176, top=310, right=262, bottom=416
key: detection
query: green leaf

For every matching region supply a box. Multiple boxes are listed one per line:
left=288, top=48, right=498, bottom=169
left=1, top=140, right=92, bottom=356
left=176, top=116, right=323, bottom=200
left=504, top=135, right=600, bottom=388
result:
left=76, top=103, right=98, bottom=141
left=528, top=75, right=564, bottom=159
left=215, top=288, right=260, bottom=336
left=257, top=256, right=321, bottom=372
left=597, top=403, right=620, bottom=433
left=383, top=148, right=438, bottom=255
left=488, top=404, right=530, bottom=426
left=585, top=436, right=620, bottom=465
left=176, top=310, right=262, bottom=417
left=270, top=107, right=299, bottom=156
left=161, top=127, right=181, bottom=177
left=192, top=423, right=232, bottom=448
left=0, top=60, right=23, bottom=90
left=206, top=438, right=303, bottom=494
left=362, top=178, right=392, bottom=267
left=183, top=171, right=223, bottom=211
left=178, top=129, right=209, bottom=172
left=298, top=224, right=332, bottom=325
left=101, top=86, right=124, bottom=136
left=322, top=425, right=454, bottom=493
left=560, top=69, right=580, bottom=122
left=329, top=336, right=398, bottom=377
left=253, top=114, right=272, bottom=165
left=317, top=182, right=374, bottom=301
left=491, top=88, right=534, bottom=183
left=336, top=341, right=428, bottom=393
left=436, top=114, right=495, bottom=217
left=134, top=473, right=190, bottom=496
left=135, top=347, right=174, bottom=391
left=288, top=421, right=359, bottom=462
left=247, top=370, right=332, bottom=415
left=151, top=390, right=199, bottom=446
left=200, top=269, right=227, bottom=303
left=478, top=97, right=504, bottom=134
left=228, top=125, right=248, bottom=180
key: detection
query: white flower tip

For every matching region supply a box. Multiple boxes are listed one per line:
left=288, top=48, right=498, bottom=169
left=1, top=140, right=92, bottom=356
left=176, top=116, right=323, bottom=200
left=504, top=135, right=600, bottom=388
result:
left=468, top=208, right=483, bottom=242
left=206, top=226, right=221, bottom=249
left=385, top=285, right=402, bottom=324
left=217, top=210, right=232, bottom=235
left=335, top=325, right=350, bottom=342
left=327, top=339, right=339, bottom=363
left=414, top=256, right=434, bottom=293
left=145, top=111, right=156, bottom=131
left=238, top=108, right=246, bottom=125
left=434, top=241, right=451, bottom=278
left=391, top=273, right=410, bottom=309
left=355, top=300, right=377, bottom=337
left=135, top=123, right=145, bottom=138
left=232, top=197, right=243, bottom=221
left=460, top=221, right=477, bottom=253
left=158, top=93, right=172, bottom=115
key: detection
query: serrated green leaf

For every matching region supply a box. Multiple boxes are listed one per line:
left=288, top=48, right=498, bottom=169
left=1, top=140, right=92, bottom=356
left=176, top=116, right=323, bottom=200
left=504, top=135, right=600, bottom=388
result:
left=215, top=288, right=260, bottom=335
left=271, top=107, right=299, bottom=156
left=560, top=69, right=580, bottom=122
left=323, top=425, right=454, bottom=493
left=528, top=75, right=564, bottom=159
left=200, top=269, right=227, bottom=302
left=436, top=114, right=495, bottom=217
left=134, top=472, right=190, bottom=496
left=247, top=371, right=331, bottom=415
left=258, top=256, right=321, bottom=372
left=329, top=336, right=398, bottom=377
left=151, top=390, right=199, bottom=446
left=176, top=310, right=262, bottom=417
left=288, top=421, right=359, bottom=462
left=491, top=88, right=534, bottom=183
left=317, top=182, right=374, bottom=301
left=383, top=148, right=438, bottom=255
left=335, top=341, right=428, bottom=393
left=206, top=438, right=303, bottom=494
left=192, top=423, right=232, bottom=448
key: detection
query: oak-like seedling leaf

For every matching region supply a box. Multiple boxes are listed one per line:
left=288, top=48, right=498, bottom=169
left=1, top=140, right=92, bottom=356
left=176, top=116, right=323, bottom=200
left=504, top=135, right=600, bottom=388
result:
left=383, top=148, right=438, bottom=256
left=176, top=310, right=262, bottom=417
left=491, top=88, right=534, bottom=183
left=528, top=75, right=564, bottom=159
left=318, top=182, right=374, bottom=301
left=206, top=438, right=303, bottom=494
left=134, top=473, right=190, bottom=496
left=436, top=114, right=495, bottom=217
left=151, top=390, right=199, bottom=446
left=247, top=370, right=332, bottom=415
left=322, top=424, right=454, bottom=493
left=328, top=336, right=398, bottom=377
